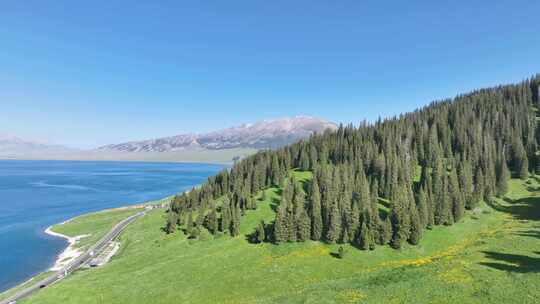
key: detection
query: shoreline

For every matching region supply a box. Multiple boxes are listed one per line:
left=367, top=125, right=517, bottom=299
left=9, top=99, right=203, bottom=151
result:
left=0, top=156, right=233, bottom=166
left=41, top=200, right=162, bottom=272
left=44, top=225, right=90, bottom=272
left=1, top=194, right=175, bottom=296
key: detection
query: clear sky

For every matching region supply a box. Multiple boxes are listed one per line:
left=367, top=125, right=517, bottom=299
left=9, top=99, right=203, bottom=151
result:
left=1, top=1, right=540, bottom=148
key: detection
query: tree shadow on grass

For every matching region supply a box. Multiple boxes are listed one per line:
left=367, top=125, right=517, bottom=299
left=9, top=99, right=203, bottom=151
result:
left=269, top=196, right=280, bottom=212
left=480, top=251, right=540, bottom=273
left=486, top=196, right=540, bottom=221
left=515, top=229, right=540, bottom=240
left=245, top=221, right=276, bottom=244
left=267, top=188, right=282, bottom=213
left=532, top=175, right=540, bottom=185
left=329, top=252, right=341, bottom=259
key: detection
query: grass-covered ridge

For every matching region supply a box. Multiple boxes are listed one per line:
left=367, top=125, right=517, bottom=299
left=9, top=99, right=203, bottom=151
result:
left=20, top=174, right=540, bottom=304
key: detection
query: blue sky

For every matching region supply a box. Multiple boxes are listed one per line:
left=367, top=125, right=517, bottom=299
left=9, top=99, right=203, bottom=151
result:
left=1, top=1, right=540, bottom=148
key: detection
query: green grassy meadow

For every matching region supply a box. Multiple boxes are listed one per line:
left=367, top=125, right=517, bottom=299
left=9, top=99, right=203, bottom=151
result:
left=19, top=173, right=540, bottom=304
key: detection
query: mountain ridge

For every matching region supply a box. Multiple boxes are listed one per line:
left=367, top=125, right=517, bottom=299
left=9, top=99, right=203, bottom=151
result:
left=0, top=134, right=75, bottom=156
left=98, top=116, right=337, bottom=152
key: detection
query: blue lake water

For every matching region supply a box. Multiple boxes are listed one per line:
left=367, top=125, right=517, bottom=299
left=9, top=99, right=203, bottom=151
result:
left=0, top=160, right=224, bottom=292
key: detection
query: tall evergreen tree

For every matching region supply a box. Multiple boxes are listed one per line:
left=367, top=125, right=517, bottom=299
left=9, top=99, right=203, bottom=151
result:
left=357, top=221, right=371, bottom=250
left=310, top=179, right=323, bottom=241
left=204, top=206, right=218, bottom=234
left=416, top=186, right=428, bottom=228
left=448, top=168, right=464, bottom=223
left=255, top=220, right=266, bottom=243
left=390, top=185, right=411, bottom=249
left=186, top=211, right=194, bottom=236
left=165, top=212, right=178, bottom=234
left=408, top=203, right=422, bottom=245
left=325, top=203, right=342, bottom=243
left=220, top=198, right=231, bottom=233
left=458, top=160, right=475, bottom=209
left=231, top=204, right=241, bottom=236
left=495, top=153, right=510, bottom=197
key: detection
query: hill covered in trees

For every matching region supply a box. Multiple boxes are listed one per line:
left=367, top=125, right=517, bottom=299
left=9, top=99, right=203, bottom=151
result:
left=166, top=76, right=540, bottom=251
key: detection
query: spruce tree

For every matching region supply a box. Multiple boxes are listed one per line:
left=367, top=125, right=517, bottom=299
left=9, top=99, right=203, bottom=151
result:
left=495, top=153, right=510, bottom=197
left=408, top=203, right=422, bottom=245
left=357, top=221, right=371, bottom=250
left=519, top=155, right=529, bottom=180
left=473, top=167, right=485, bottom=207
left=390, top=185, right=411, bottom=249
left=325, top=203, right=342, bottom=243
left=186, top=211, right=194, bottom=236
left=255, top=220, right=266, bottom=243
left=458, top=160, right=474, bottom=209
left=379, top=216, right=393, bottom=245
left=274, top=180, right=293, bottom=242
left=297, top=206, right=311, bottom=241
left=273, top=201, right=288, bottom=243
left=231, top=204, right=241, bottom=236
left=195, top=206, right=205, bottom=227
left=220, top=198, right=231, bottom=233
left=205, top=207, right=218, bottom=234
left=416, top=186, right=428, bottom=228
left=448, top=168, right=464, bottom=223
left=310, top=179, right=323, bottom=241
left=292, top=182, right=310, bottom=241
left=165, top=211, right=178, bottom=234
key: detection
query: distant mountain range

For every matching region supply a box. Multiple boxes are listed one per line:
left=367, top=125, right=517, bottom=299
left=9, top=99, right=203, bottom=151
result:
left=98, top=116, right=337, bottom=152
left=0, top=134, right=76, bottom=157
left=1, top=116, right=337, bottom=163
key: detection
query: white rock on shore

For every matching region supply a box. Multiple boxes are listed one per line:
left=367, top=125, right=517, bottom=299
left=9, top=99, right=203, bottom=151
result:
left=44, top=226, right=90, bottom=271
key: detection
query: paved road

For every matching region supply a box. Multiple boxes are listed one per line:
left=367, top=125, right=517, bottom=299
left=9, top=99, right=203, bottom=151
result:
left=0, top=210, right=147, bottom=304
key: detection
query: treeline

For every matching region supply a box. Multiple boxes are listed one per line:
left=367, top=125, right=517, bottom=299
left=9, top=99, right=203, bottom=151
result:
left=165, top=76, right=540, bottom=250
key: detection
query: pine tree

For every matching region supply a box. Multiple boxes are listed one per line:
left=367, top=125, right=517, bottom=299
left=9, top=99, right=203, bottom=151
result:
left=416, top=186, right=428, bottom=228
left=519, top=155, right=529, bottom=180
left=458, top=160, right=474, bottom=209
left=204, top=206, right=218, bottom=234
left=390, top=185, right=411, bottom=249
left=448, top=168, right=464, bottom=223
left=220, top=198, right=231, bottom=233
left=273, top=200, right=288, bottom=243
left=186, top=211, right=194, bottom=236
left=292, top=182, right=310, bottom=241
left=274, top=180, right=293, bottom=242
left=350, top=192, right=361, bottom=242
left=195, top=205, right=205, bottom=227
left=310, top=179, right=323, bottom=240
left=165, top=211, right=178, bottom=234
left=270, top=154, right=282, bottom=186
left=231, top=204, right=241, bottom=236
left=299, top=148, right=310, bottom=171
left=379, top=216, right=393, bottom=245
left=297, top=206, right=311, bottom=241
left=255, top=221, right=266, bottom=243
left=495, top=154, right=510, bottom=197
left=325, top=203, right=342, bottom=243
left=357, top=221, right=371, bottom=250
left=408, top=203, right=422, bottom=245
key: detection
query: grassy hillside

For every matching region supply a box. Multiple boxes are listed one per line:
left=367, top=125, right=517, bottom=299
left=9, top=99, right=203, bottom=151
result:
left=18, top=172, right=540, bottom=304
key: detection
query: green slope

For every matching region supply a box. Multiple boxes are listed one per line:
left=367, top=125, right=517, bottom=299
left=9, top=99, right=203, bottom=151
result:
left=18, top=174, right=540, bottom=304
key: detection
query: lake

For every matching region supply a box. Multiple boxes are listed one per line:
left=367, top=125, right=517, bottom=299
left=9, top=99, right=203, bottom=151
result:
left=0, top=160, right=224, bottom=292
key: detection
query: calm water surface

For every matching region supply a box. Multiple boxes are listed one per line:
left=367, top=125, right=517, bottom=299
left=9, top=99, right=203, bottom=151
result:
left=0, top=160, right=223, bottom=292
